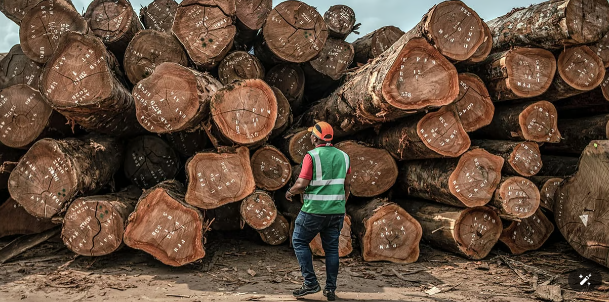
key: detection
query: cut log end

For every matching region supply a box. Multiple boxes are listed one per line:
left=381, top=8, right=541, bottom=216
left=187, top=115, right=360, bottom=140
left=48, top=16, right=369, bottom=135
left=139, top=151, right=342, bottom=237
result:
left=493, top=176, right=541, bottom=220
left=217, top=51, right=265, bottom=85
left=0, top=85, right=53, bottom=148
left=85, top=0, right=139, bottom=44
left=466, top=22, right=492, bottom=63
left=591, top=31, right=609, bottom=68
left=265, top=64, right=305, bottom=110
left=454, top=207, right=502, bottom=260
left=271, top=88, right=292, bottom=136
left=285, top=129, right=315, bottom=164
left=309, top=38, right=354, bottom=81
left=509, top=142, right=542, bottom=177
left=323, top=5, right=356, bottom=40
left=240, top=191, right=277, bottom=230
left=140, top=0, right=178, bottom=33
left=449, top=149, right=505, bottom=207
left=369, top=26, right=404, bottom=58
left=500, top=209, right=554, bottom=255
left=310, top=215, right=352, bottom=257
left=558, top=46, right=606, bottom=91
left=124, top=136, right=180, bottom=189
left=235, top=0, right=272, bottom=31
left=566, top=0, right=609, bottom=45
left=519, top=101, right=561, bottom=143
left=383, top=37, right=459, bottom=110
left=258, top=213, right=289, bottom=245
left=164, top=130, right=209, bottom=158
left=417, top=107, right=471, bottom=158
left=506, top=48, right=556, bottom=98
left=536, top=177, right=563, bottom=212
left=0, top=198, right=55, bottom=238
left=452, top=73, right=494, bottom=132
left=250, top=146, right=291, bottom=191
left=0, top=44, right=42, bottom=89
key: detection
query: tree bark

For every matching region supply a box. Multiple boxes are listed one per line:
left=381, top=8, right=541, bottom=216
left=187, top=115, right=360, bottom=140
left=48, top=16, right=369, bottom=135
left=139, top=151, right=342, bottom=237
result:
left=85, top=0, right=143, bottom=62
left=310, top=214, right=353, bottom=258
left=447, top=73, right=494, bottom=132
left=463, top=48, right=556, bottom=101
left=347, top=198, right=422, bottom=264
left=0, top=146, right=24, bottom=190
left=554, top=140, right=609, bottom=268
left=257, top=212, right=289, bottom=245
left=473, top=101, right=561, bottom=143
left=537, top=155, right=579, bottom=177
left=542, top=114, right=609, bottom=155
left=133, top=62, right=222, bottom=133
left=0, top=85, right=71, bottom=149
left=500, top=209, right=554, bottom=255
left=8, top=135, right=123, bottom=219
left=335, top=140, right=398, bottom=197
left=250, top=145, right=291, bottom=191
left=277, top=128, right=315, bottom=164
left=0, top=198, right=55, bottom=238
left=552, top=81, right=609, bottom=118
left=185, top=146, right=256, bottom=209
left=270, top=87, right=292, bottom=139
left=140, top=0, right=178, bottom=33
left=206, top=201, right=242, bottom=231
left=124, top=180, right=208, bottom=266
left=471, top=140, right=542, bottom=177
left=210, top=79, right=277, bottom=147
left=487, top=0, right=609, bottom=51
left=124, top=29, right=189, bottom=85
left=0, top=44, right=42, bottom=90
left=264, top=64, right=305, bottom=115
left=172, top=0, right=236, bottom=70
left=217, top=51, right=265, bottom=85
left=352, top=26, right=404, bottom=66
left=41, top=32, right=144, bottom=136
left=240, top=190, right=277, bottom=230
left=324, top=5, right=357, bottom=40
left=398, top=198, right=502, bottom=260
left=233, top=0, right=272, bottom=51
left=530, top=176, right=563, bottom=212
left=61, top=186, right=141, bottom=256
left=123, top=135, right=180, bottom=189
left=489, top=176, right=540, bottom=220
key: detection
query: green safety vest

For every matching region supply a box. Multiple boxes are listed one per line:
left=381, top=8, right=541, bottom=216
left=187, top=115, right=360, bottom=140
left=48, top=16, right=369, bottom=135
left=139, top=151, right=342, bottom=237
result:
left=301, top=145, right=350, bottom=215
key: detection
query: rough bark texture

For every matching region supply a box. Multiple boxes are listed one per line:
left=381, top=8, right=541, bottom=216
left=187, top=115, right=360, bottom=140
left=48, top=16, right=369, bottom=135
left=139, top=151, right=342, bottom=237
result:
left=270, top=87, right=292, bottom=138
left=61, top=187, right=141, bottom=256
left=123, top=135, right=180, bottom=189
left=542, top=114, right=609, bottom=155
left=250, top=145, right=291, bottom=191
left=0, top=146, right=24, bottom=190
left=537, top=155, right=579, bottom=177
left=140, top=0, right=178, bottom=33
left=217, top=51, right=265, bottom=85
left=473, top=101, right=561, bottom=143
left=277, top=128, right=315, bottom=164
left=124, top=29, right=189, bottom=85
left=554, top=140, right=609, bottom=268
left=500, top=209, right=554, bottom=255
left=335, top=141, right=398, bottom=197
left=233, top=0, right=272, bottom=51
left=8, top=135, right=123, bottom=219
left=258, top=212, right=289, bottom=245
left=185, top=146, right=256, bottom=209
left=398, top=199, right=502, bottom=260
left=0, top=198, right=55, bottom=238
left=552, top=80, right=609, bottom=118
left=164, top=130, right=209, bottom=158
left=0, top=0, right=47, bottom=24
left=240, top=190, right=277, bottom=230
left=41, top=32, right=144, bottom=136
left=487, top=0, right=609, bottom=51
left=448, top=73, right=494, bottom=132
left=0, top=44, right=42, bottom=90
left=324, top=5, right=357, bottom=40
left=530, top=176, right=563, bottom=212
left=347, top=198, right=422, bottom=264
left=264, top=64, right=305, bottom=115
left=352, top=26, right=404, bottom=66
left=85, top=0, right=143, bottom=61
left=206, top=201, right=242, bottom=231
left=395, top=148, right=504, bottom=208
left=133, top=62, right=222, bottom=133
left=471, top=140, right=542, bottom=177
left=310, top=214, right=353, bottom=258
left=124, top=180, right=207, bottom=267
left=210, top=79, right=277, bottom=147
left=490, top=176, right=540, bottom=220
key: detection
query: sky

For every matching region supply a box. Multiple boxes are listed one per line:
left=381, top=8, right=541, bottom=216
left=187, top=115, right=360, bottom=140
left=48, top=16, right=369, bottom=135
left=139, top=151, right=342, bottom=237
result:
left=0, top=0, right=546, bottom=52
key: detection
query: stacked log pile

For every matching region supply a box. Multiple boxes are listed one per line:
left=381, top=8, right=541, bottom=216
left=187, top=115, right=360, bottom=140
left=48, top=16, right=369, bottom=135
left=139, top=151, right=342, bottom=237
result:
left=0, top=0, right=608, bottom=270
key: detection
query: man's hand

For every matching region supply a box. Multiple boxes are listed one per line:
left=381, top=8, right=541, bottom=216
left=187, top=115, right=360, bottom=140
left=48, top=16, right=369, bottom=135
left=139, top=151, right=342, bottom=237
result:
left=285, top=189, right=294, bottom=202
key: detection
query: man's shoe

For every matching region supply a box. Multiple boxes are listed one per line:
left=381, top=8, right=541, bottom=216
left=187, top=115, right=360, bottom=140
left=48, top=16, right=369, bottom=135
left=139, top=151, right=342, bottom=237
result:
left=323, top=289, right=336, bottom=301
left=293, top=283, right=321, bottom=297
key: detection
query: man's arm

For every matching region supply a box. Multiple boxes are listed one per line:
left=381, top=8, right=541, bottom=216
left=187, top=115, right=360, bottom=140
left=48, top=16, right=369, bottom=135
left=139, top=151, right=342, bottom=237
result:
left=286, top=178, right=310, bottom=201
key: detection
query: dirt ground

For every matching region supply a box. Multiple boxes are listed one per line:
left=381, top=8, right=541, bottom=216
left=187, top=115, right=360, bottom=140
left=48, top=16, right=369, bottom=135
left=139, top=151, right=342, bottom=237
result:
left=0, top=231, right=608, bottom=302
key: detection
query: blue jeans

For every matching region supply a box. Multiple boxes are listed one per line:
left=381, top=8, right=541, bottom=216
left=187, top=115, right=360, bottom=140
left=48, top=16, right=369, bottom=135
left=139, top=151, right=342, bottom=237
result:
left=292, top=211, right=344, bottom=291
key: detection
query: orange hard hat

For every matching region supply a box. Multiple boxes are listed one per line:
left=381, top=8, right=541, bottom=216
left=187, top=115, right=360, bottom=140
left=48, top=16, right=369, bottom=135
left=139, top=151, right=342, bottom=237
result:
left=308, top=122, right=334, bottom=141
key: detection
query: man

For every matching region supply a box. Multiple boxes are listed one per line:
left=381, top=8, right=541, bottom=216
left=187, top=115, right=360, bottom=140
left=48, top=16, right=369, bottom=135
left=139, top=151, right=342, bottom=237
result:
left=285, top=121, right=351, bottom=301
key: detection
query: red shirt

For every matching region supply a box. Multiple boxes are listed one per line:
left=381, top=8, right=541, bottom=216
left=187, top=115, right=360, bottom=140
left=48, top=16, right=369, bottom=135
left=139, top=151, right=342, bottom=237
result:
left=298, top=144, right=351, bottom=180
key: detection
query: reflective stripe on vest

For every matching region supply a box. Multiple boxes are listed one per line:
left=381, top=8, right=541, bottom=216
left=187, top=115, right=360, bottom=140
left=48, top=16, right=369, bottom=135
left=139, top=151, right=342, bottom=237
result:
left=303, top=194, right=346, bottom=201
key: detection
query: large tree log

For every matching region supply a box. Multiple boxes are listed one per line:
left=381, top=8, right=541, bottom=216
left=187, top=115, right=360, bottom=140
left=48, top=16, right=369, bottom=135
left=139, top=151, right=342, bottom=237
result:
left=473, top=101, right=560, bottom=143
left=324, top=5, right=358, bottom=40
left=352, top=26, right=404, bottom=66
left=398, top=199, right=502, bottom=260
left=84, top=0, right=143, bottom=61
left=19, top=0, right=87, bottom=64
left=270, top=87, right=292, bottom=138
left=542, top=114, right=609, bottom=155
left=206, top=201, right=242, bottom=231
left=395, top=148, right=504, bottom=208
left=487, top=0, right=609, bottom=51
left=460, top=21, right=492, bottom=64
left=471, top=140, right=542, bottom=177
left=0, top=198, right=55, bottom=238
left=41, top=32, right=144, bottom=136
left=0, top=0, right=46, bottom=24
left=258, top=212, right=289, bottom=245
left=552, top=81, right=609, bottom=118
left=0, top=85, right=71, bottom=149
left=278, top=128, right=315, bottom=164
left=335, top=141, right=398, bottom=197
left=240, top=190, right=277, bottom=230
left=217, top=51, right=265, bottom=85
left=124, top=135, right=180, bottom=189
left=140, top=0, right=178, bottom=33
left=554, top=140, right=609, bottom=268
left=448, top=73, right=494, bottom=132
left=164, top=130, right=209, bottom=158
left=0, top=44, right=42, bottom=90
left=347, top=198, right=422, bottom=264
left=61, top=187, right=140, bottom=256
left=172, top=0, right=236, bottom=70
left=310, top=214, right=353, bottom=258
left=500, top=209, right=554, bottom=255
left=124, top=180, right=208, bottom=266
left=8, top=135, right=123, bottom=219
left=303, top=38, right=354, bottom=100
left=531, top=176, right=563, bottom=212
left=185, top=146, right=256, bottom=209
left=465, top=48, right=556, bottom=101
left=124, top=30, right=189, bottom=85
left=250, top=145, right=291, bottom=191
left=537, top=155, right=579, bottom=177
left=133, top=62, right=222, bottom=133
left=210, top=79, right=277, bottom=147
left=360, top=106, right=471, bottom=161
left=489, top=176, right=540, bottom=220
left=233, top=0, right=272, bottom=51
left=264, top=64, right=305, bottom=114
